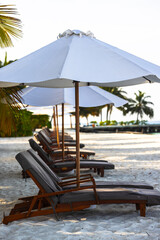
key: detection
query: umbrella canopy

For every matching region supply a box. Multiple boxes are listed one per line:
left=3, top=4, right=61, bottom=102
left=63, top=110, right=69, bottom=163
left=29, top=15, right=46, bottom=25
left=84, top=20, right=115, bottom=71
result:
left=0, top=29, right=160, bottom=88
left=26, top=105, right=75, bottom=116
left=1, top=29, right=160, bottom=186
left=21, top=86, right=127, bottom=156
left=21, top=86, right=127, bottom=108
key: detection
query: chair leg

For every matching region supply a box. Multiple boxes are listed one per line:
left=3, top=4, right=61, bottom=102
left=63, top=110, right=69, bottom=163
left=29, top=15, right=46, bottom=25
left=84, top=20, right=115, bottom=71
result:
left=139, top=203, right=146, bottom=217
left=100, top=168, right=104, bottom=177
left=136, top=203, right=140, bottom=210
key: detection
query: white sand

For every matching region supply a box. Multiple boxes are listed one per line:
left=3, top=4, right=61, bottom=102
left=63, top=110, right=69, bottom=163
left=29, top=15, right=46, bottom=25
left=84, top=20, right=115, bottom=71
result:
left=0, top=132, right=160, bottom=240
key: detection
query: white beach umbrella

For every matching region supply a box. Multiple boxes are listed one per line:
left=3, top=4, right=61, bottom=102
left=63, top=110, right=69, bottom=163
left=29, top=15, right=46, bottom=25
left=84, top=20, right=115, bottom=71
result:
left=1, top=29, right=160, bottom=184
left=21, top=86, right=127, bottom=107
left=21, top=85, right=127, bottom=159
left=0, top=30, right=160, bottom=88
left=26, top=105, right=75, bottom=116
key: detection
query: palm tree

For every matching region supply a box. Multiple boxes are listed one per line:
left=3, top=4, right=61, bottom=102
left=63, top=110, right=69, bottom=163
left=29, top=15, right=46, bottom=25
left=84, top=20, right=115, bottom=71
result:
left=71, top=106, right=102, bottom=126
left=101, top=87, right=127, bottom=120
left=0, top=4, right=22, bottom=136
left=0, top=86, right=23, bottom=136
left=0, top=4, right=22, bottom=48
left=122, top=90, right=154, bottom=123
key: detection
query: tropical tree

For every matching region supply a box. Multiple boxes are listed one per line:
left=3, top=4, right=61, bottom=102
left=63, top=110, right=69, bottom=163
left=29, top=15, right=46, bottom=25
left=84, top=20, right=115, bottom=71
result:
left=0, top=4, right=22, bottom=135
left=71, top=106, right=103, bottom=125
left=71, top=87, right=128, bottom=124
left=0, top=4, right=22, bottom=48
left=0, top=86, right=23, bottom=136
left=101, top=87, right=127, bottom=120
left=122, top=90, right=154, bottom=123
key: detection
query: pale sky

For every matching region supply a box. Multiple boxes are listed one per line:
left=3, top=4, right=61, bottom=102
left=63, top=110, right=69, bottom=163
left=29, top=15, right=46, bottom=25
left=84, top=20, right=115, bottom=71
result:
left=1, top=0, right=160, bottom=122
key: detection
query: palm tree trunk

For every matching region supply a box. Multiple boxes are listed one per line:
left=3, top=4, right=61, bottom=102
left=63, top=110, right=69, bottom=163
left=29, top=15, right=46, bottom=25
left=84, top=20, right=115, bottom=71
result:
left=86, top=116, right=89, bottom=125
left=101, top=109, right=103, bottom=122
left=109, top=106, right=113, bottom=121
left=136, top=113, right=139, bottom=124
left=106, top=106, right=109, bottom=121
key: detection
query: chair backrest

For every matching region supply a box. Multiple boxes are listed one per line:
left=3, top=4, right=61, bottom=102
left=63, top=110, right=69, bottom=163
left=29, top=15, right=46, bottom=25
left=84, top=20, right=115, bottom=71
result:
left=16, top=151, right=62, bottom=206
left=39, top=130, right=52, bottom=145
left=42, top=128, right=51, bottom=138
left=27, top=148, right=62, bottom=185
left=45, top=127, right=52, bottom=134
left=36, top=133, right=52, bottom=152
left=29, top=139, right=53, bottom=164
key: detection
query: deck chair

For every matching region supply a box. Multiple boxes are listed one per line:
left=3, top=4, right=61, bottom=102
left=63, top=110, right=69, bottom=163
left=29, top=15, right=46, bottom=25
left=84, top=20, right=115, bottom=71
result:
left=35, top=134, right=95, bottom=159
left=27, top=148, right=154, bottom=190
left=43, top=126, right=73, bottom=138
left=37, top=130, right=85, bottom=149
left=29, top=139, right=114, bottom=177
left=42, top=127, right=76, bottom=143
left=3, top=151, right=160, bottom=224
left=36, top=131, right=85, bottom=150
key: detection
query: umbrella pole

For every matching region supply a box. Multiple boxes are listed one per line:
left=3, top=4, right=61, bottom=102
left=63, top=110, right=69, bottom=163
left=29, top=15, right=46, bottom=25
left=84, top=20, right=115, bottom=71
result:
left=62, top=103, right=65, bottom=161
left=75, top=81, right=80, bottom=187
left=56, top=105, right=60, bottom=148
left=70, top=115, right=72, bottom=128
left=53, top=106, right=56, bottom=137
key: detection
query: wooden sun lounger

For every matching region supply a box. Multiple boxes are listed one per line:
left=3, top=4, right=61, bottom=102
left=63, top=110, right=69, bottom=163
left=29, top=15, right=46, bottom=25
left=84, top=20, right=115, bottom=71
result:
left=38, top=130, right=85, bottom=149
left=42, top=127, right=74, bottom=142
left=29, top=139, right=114, bottom=177
left=52, top=148, right=95, bottom=159
left=27, top=148, right=154, bottom=190
left=3, top=151, right=160, bottom=224
left=34, top=133, right=95, bottom=159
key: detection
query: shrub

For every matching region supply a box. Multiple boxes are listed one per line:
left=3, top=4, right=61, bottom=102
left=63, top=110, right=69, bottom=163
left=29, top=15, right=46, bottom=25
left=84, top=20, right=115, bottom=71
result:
left=110, top=120, right=118, bottom=125
left=90, top=121, right=97, bottom=124
left=0, top=109, right=51, bottom=137
left=31, top=114, right=51, bottom=130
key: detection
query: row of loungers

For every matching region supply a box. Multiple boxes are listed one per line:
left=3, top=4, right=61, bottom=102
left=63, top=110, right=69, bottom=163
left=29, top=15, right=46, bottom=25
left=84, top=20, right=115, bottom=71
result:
left=3, top=149, right=160, bottom=224
left=35, top=127, right=95, bottom=158
left=28, top=139, right=114, bottom=177
left=31, top=127, right=115, bottom=177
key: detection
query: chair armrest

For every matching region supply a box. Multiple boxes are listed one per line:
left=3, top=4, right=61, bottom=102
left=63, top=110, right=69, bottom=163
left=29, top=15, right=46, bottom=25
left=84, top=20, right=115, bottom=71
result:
left=59, top=177, right=94, bottom=187
left=62, top=173, right=92, bottom=180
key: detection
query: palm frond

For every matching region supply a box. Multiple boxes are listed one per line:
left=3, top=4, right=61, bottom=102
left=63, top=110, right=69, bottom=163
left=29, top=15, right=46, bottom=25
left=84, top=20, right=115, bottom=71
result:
left=0, top=4, right=22, bottom=48
left=0, top=86, right=24, bottom=135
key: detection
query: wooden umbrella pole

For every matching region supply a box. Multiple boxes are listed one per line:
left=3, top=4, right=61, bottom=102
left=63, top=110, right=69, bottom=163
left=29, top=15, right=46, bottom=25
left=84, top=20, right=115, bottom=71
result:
left=75, top=81, right=80, bottom=187
left=53, top=106, right=56, bottom=137
left=62, top=103, right=65, bottom=161
left=70, top=115, right=72, bottom=128
left=55, top=105, right=60, bottom=148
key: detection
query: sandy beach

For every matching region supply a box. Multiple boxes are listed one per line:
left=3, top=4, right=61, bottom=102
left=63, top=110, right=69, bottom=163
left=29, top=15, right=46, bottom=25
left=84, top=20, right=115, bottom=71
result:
left=0, top=131, right=160, bottom=240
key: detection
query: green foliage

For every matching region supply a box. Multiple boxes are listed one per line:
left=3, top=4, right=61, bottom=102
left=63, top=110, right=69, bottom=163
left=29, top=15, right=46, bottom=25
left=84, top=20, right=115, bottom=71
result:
left=119, top=120, right=135, bottom=126
left=99, top=121, right=104, bottom=126
left=90, top=121, right=97, bottom=124
left=79, top=106, right=102, bottom=118
left=100, top=87, right=128, bottom=121
left=119, top=120, right=148, bottom=126
left=140, top=120, right=148, bottom=125
left=122, top=90, right=154, bottom=122
left=0, top=109, right=51, bottom=137
left=12, top=109, right=33, bottom=136
left=0, top=4, right=22, bottom=135
left=97, top=119, right=149, bottom=127
left=0, top=53, right=24, bottom=136
left=71, top=106, right=103, bottom=125
left=110, top=120, right=118, bottom=125
left=99, top=120, right=118, bottom=126
left=0, top=4, right=22, bottom=48
left=31, top=114, right=51, bottom=130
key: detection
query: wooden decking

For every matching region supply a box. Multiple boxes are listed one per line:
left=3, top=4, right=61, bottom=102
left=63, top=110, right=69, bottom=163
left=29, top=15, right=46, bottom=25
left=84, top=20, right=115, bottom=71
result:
left=80, top=124, right=160, bottom=134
